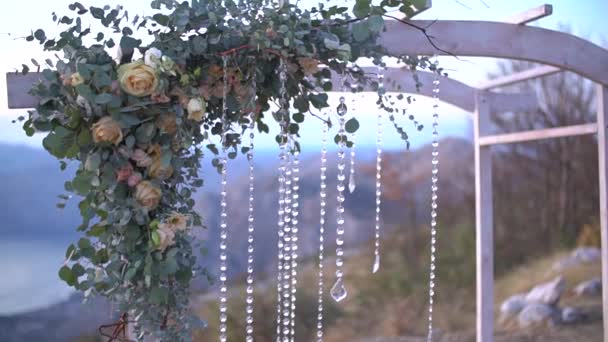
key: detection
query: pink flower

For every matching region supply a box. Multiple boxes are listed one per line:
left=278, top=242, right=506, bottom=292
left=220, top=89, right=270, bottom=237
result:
left=131, top=149, right=153, bottom=167
left=111, top=80, right=121, bottom=95
left=151, top=92, right=171, bottom=103
left=127, top=172, right=143, bottom=187
left=116, top=163, right=134, bottom=182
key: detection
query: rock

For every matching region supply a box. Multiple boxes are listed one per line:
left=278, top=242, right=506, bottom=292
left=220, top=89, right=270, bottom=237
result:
left=552, top=247, right=601, bottom=271
left=517, top=303, right=559, bottom=328
left=574, top=277, right=602, bottom=296
left=525, top=276, right=566, bottom=306
left=572, top=247, right=601, bottom=263
left=500, top=294, right=527, bottom=317
left=560, top=306, right=585, bottom=324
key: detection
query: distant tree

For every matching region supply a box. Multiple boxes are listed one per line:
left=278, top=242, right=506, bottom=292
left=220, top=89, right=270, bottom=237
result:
left=488, top=58, right=599, bottom=266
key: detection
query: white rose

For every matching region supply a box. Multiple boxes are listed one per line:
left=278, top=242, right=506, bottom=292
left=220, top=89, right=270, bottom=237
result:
left=144, top=47, right=163, bottom=69
left=187, top=97, right=207, bottom=122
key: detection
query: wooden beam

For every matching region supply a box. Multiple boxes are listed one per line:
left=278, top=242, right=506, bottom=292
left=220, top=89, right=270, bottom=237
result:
left=474, top=91, right=494, bottom=342
left=379, top=20, right=608, bottom=86
left=332, top=67, right=539, bottom=113
left=597, top=84, right=608, bottom=342
left=478, top=65, right=561, bottom=90
left=478, top=123, right=598, bottom=146
left=6, top=72, right=43, bottom=109
left=504, top=4, right=553, bottom=25
left=12, top=69, right=540, bottom=115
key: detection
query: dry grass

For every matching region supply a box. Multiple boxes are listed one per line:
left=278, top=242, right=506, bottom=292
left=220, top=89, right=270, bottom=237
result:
left=191, top=227, right=603, bottom=342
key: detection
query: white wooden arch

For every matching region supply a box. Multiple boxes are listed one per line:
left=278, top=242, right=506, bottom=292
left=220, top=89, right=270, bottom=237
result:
left=371, top=8, right=608, bottom=342
left=4, top=4, right=608, bottom=342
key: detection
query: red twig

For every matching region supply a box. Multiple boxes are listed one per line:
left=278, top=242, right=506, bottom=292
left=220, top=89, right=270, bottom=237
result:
left=99, top=312, right=135, bottom=342
left=218, top=44, right=284, bottom=58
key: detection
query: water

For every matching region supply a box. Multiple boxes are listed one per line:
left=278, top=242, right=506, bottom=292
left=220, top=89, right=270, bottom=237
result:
left=0, top=238, right=74, bottom=316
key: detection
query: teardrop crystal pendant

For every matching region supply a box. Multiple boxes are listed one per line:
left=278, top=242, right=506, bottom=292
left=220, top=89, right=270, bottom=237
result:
left=372, top=63, right=385, bottom=274
left=348, top=134, right=356, bottom=194
left=331, top=96, right=348, bottom=302
left=330, top=277, right=348, bottom=302
left=427, top=56, right=441, bottom=342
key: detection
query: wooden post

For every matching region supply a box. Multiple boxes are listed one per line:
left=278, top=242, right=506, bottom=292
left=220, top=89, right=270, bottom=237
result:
left=597, top=84, right=608, bottom=342
left=474, top=91, right=494, bottom=342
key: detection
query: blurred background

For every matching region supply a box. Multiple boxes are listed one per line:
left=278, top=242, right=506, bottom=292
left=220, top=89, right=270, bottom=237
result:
left=0, top=0, right=606, bottom=341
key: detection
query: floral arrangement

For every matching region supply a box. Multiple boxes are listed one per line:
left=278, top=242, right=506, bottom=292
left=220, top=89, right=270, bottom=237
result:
left=20, top=0, right=437, bottom=340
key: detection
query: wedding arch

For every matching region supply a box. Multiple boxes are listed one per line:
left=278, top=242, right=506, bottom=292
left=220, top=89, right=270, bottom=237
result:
left=5, top=2, right=608, bottom=342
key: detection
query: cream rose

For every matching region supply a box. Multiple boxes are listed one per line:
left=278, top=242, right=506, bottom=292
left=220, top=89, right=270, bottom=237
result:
left=187, top=97, right=207, bottom=122
left=117, top=61, right=159, bottom=97
left=70, top=72, right=85, bottom=86
left=160, top=212, right=189, bottom=232
left=135, top=181, right=162, bottom=210
left=144, top=47, right=162, bottom=69
left=92, top=116, right=123, bottom=145
left=155, top=225, right=175, bottom=251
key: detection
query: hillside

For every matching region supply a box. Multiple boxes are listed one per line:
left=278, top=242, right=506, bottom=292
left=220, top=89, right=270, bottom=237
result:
left=192, top=228, right=603, bottom=342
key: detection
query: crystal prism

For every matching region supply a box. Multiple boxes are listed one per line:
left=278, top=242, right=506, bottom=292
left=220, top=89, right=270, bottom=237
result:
left=348, top=173, right=356, bottom=193
left=372, top=254, right=380, bottom=274
left=330, top=278, right=348, bottom=302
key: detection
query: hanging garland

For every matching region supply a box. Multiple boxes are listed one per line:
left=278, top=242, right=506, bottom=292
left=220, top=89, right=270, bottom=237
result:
left=18, top=0, right=441, bottom=340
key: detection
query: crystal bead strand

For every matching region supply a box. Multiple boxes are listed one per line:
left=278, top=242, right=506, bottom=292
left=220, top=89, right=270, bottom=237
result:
left=288, top=145, right=300, bottom=341
left=275, top=60, right=289, bottom=342
left=279, top=59, right=293, bottom=342
left=330, top=96, right=348, bottom=302
left=348, top=76, right=358, bottom=194
left=282, top=156, right=293, bottom=341
left=427, top=56, right=440, bottom=342
left=244, top=80, right=257, bottom=342
left=372, top=63, right=385, bottom=274
left=218, top=55, right=230, bottom=342
left=315, top=113, right=329, bottom=341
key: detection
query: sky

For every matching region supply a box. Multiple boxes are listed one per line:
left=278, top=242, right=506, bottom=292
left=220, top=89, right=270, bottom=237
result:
left=0, top=0, right=606, bottom=152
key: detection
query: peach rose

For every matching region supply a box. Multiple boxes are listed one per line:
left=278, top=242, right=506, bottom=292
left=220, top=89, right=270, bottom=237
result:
left=149, top=158, right=174, bottom=180
left=117, top=61, right=159, bottom=97
left=92, top=117, right=123, bottom=145
left=155, top=225, right=175, bottom=251
left=297, top=57, right=320, bottom=75
left=159, top=211, right=189, bottom=232
left=135, top=181, right=162, bottom=210
left=156, top=113, right=177, bottom=135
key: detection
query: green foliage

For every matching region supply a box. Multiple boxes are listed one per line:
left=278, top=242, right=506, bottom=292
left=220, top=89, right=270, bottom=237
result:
left=22, top=0, right=436, bottom=340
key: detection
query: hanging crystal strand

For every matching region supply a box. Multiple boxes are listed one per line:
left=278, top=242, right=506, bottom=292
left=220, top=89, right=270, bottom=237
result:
left=348, top=76, right=358, bottom=194
left=330, top=96, right=348, bottom=302
left=427, top=55, right=440, bottom=342
left=282, top=154, right=293, bottom=342
left=372, top=63, right=385, bottom=274
left=278, top=59, right=293, bottom=342
left=218, top=55, right=230, bottom=342
left=315, top=112, right=329, bottom=341
left=288, top=140, right=300, bottom=341
left=275, top=153, right=286, bottom=342
left=275, top=60, right=289, bottom=342
left=245, top=78, right=257, bottom=342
